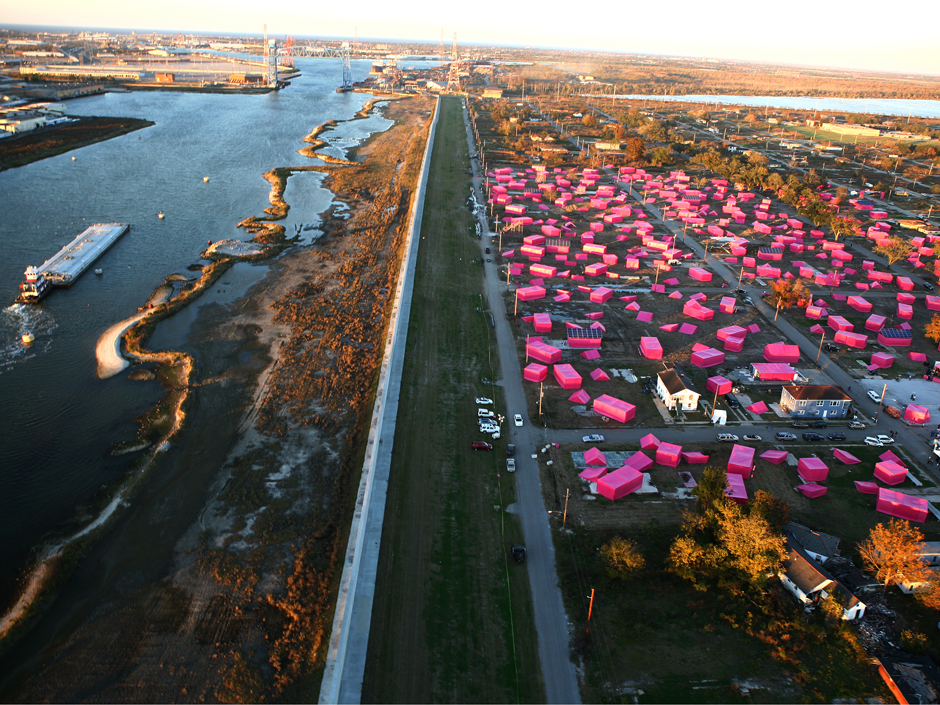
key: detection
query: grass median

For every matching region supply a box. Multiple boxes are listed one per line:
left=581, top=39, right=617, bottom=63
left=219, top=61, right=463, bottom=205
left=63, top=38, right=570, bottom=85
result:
left=362, top=96, right=543, bottom=703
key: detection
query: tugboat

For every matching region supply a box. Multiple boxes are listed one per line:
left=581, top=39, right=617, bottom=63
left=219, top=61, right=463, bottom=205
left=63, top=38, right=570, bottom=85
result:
left=17, top=267, right=51, bottom=303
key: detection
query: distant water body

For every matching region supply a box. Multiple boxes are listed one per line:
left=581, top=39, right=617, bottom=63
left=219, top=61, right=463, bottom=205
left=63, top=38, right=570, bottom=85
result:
left=611, top=94, right=940, bottom=119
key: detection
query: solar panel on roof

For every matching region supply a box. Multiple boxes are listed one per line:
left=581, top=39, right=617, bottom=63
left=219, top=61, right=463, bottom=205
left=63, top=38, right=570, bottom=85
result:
left=568, top=328, right=603, bottom=339
left=758, top=247, right=784, bottom=253
left=880, top=328, right=913, bottom=339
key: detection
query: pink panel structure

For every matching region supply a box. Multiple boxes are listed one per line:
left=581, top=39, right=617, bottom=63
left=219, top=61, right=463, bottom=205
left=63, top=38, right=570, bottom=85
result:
left=691, top=348, right=725, bottom=368
left=905, top=404, right=930, bottom=424
left=719, top=296, right=736, bottom=314
left=897, top=276, right=914, bottom=291
left=833, top=448, right=861, bottom=464
left=763, top=343, right=800, bottom=363
left=553, top=364, right=582, bottom=389
left=679, top=323, right=698, bottom=335
left=682, top=452, right=709, bottom=464
left=797, top=483, right=828, bottom=499
left=590, top=286, right=613, bottom=303
left=527, top=341, right=562, bottom=364
left=760, top=449, right=788, bottom=465
left=746, top=401, right=769, bottom=414
left=798, top=457, right=829, bottom=482
left=590, top=368, right=610, bottom=382
left=870, top=352, right=894, bottom=369
left=569, top=389, right=591, bottom=404
left=926, top=295, right=940, bottom=311
left=622, top=452, right=654, bottom=473
left=897, top=303, right=913, bottom=320
left=874, top=461, right=907, bottom=486
left=523, top=363, right=548, bottom=382
left=898, top=292, right=916, bottom=305
left=751, top=362, right=796, bottom=381
left=725, top=473, right=748, bottom=504
left=805, top=306, right=825, bottom=319
left=636, top=311, right=654, bottom=323
left=717, top=325, right=747, bottom=341
left=834, top=330, right=868, bottom=349
left=724, top=336, right=744, bottom=352
left=593, top=394, right=636, bottom=423
left=877, top=329, right=911, bottom=347
left=579, top=466, right=607, bottom=482
left=597, top=467, right=644, bottom=501
left=640, top=337, right=663, bottom=359
left=706, top=376, right=732, bottom=394
left=533, top=312, right=553, bottom=333
left=728, top=444, right=755, bottom=479
left=877, top=488, right=928, bottom=523
left=580, top=349, right=600, bottom=360
left=516, top=285, right=547, bottom=301
left=909, top=352, right=928, bottom=362
left=584, top=447, right=607, bottom=466
left=865, top=314, right=886, bottom=332
left=656, top=442, right=682, bottom=468
left=585, top=263, right=609, bottom=277
left=847, top=296, right=872, bottom=313
left=688, top=267, right=713, bottom=282
left=828, top=316, right=854, bottom=332
left=683, top=301, right=715, bottom=320
left=854, top=481, right=879, bottom=494
left=640, top=433, right=661, bottom=450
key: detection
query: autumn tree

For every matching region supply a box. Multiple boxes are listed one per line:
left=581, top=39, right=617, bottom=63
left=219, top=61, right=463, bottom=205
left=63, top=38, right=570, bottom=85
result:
left=858, top=518, right=930, bottom=589
left=649, top=146, right=673, bottom=166
left=926, top=314, right=940, bottom=343
left=581, top=113, right=597, bottom=128
left=599, top=536, right=645, bottom=580
left=873, top=236, right=914, bottom=265
left=624, top=136, right=646, bottom=163
left=692, top=465, right=731, bottom=516
left=749, top=490, right=791, bottom=529
left=829, top=214, right=861, bottom=241
left=715, top=502, right=787, bottom=586
left=768, top=277, right=811, bottom=309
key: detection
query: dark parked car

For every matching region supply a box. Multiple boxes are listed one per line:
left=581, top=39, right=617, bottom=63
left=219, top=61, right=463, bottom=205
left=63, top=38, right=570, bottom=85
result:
left=725, top=394, right=740, bottom=408
left=924, top=282, right=935, bottom=291
left=511, top=545, right=527, bottom=564
left=827, top=432, right=846, bottom=441
left=824, top=344, right=840, bottom=353
left=810, top=420, right=828, bottom=429
left=803, top=432, right=824, bottom=441
left=791, top=420, right=809, bottom=429
left=472, top=441, right=493, bottom=450
left=506, top=444, right=515, bottom=457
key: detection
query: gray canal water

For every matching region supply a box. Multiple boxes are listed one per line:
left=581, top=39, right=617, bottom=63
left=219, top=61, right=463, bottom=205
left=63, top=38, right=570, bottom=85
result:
left=0, top=57, right=395, bottom=612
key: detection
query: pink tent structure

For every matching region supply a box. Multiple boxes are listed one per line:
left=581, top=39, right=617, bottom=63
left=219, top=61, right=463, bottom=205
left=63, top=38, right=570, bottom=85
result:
left=578, top=466, right=607, bottom=482
left=706, top=375, right=733, bottom=394
left=797, top=483, right=828, bottom=498
left=593, top=394, right=636, bottom=423
left=870, top=352, right=894, bottom=369
left=516, top=285, right=547, bottom=301
left=691, top=347, right=725, bottom=368
left=553, top=364, right=582, bottom=389
left=580, top=349, right=601, bottom=360
left=569, top=389, right=591, bottom=404
left=590, top=368, right=610, bottom=382
left=584, top=447, right=607, bottom=467
left=523, top=363, right=548, bottom=382
left=751, top=362, right=796, bottom=381
left=597, top=467, right=644, bottom=500
left=879, top=450, right=906, bottom=466
left=679, top=323, right=698, bottom=335
left=622, top=452, right=654, bottom=473
left=527, top=341, right=562, bottom=364
left=725, top=473, right=748, bottom=504
left=874, top=461, right=907, bottom=486
left=640, top=433, right=661, bottom=450
left=682, top=452, right=709, bottom=464
left=834, top=330, right=868, bottom=349
left=746, top=401, right=769, bottom=414
left=877, top=488, right=928, bottom=523
left=533, top=312, right=553, bottom=333
left=717, top=325, right=747, bottom=341
left=760, top=449, right=788, bottom=465
left=763, top=343, right=800, bottom=363
left=833, top=448, right=861, bottom=464
left=656, top=442, right=682, bottom=468
left=640, top=337, right=663, bottom=359
left=798, top=457, right=829, bottom=482
left=905, top=404, right=931, bottom=425
left=854, top=481, right=879, bottom=494
left=728, top=444, right=756, bottom=479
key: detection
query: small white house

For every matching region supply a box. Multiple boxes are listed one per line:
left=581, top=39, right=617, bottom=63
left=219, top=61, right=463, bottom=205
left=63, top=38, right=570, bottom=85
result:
left=656, top=366, right=700, bottom=412
left=779, top=538, right=865, bottom=620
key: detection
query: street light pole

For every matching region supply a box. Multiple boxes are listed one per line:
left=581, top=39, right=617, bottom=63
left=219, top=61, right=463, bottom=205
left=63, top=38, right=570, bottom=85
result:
left=774, top=299, right=781, bottom=323
left=816, top=331, right=825, bottom=363
left=874, top=383, right=888, bottom=424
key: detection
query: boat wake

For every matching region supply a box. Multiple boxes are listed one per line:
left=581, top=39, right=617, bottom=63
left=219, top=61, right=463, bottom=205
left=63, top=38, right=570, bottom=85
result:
left=0, top=304, right=57, bottom=375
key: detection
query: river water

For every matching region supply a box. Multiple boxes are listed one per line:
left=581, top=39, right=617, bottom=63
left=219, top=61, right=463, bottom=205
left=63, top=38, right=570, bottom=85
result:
left=610, top=94, right=940, bottom=119
left=0, top=57, right=393, bottom=612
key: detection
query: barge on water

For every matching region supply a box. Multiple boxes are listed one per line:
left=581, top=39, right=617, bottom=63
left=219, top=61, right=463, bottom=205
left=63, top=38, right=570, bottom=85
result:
left=17, top=223, right=129, bottom=303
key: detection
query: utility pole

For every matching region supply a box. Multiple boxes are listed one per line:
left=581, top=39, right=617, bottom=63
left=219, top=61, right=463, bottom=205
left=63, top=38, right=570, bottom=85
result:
left=562, top=488, right=569, bottom=529
left=816, top=331, right=825, bottom=363
left=774, top=299, right=781, bottom=323
left=874, top=383, right=888, bottom=423
left=586, top=588, right=595, bottom=634
left=539, top=382, right=544, bottom=417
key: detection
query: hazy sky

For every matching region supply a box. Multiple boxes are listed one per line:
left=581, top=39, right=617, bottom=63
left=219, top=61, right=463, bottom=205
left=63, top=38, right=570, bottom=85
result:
left=5, top=0, right=940, bottom=76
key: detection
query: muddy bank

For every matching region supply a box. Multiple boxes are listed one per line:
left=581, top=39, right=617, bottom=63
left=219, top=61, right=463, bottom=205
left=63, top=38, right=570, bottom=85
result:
left=0, top=95, right=435, bottom=702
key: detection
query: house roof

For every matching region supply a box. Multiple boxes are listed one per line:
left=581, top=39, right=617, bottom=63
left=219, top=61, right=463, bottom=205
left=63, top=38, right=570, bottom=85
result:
left=658, top=366, right=699, bottom=397
left=782, top=537, right=833, bottom=595
left=784, top=522, right=841, bottom=560
left=783, top=385, right=850, bottom=402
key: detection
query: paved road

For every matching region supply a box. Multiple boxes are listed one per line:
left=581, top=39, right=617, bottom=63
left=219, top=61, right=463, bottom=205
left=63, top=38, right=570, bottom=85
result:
left=462, top=101, right=582, bottom=705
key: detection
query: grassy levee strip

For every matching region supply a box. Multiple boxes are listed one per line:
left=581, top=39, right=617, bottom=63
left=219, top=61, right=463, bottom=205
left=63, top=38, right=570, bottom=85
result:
left=362, top=96, right=543, bottom=703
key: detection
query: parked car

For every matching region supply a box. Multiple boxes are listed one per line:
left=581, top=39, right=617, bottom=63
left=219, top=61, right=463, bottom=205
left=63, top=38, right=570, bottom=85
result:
left=876, top=434, right=894, bottom=444
left=827, top=432, right=846, bottom=441
left=485, top=247, right=491, bottom=254
left=924, top=282, right=935, bottom=291
left=476, top=397, right=494, bottom=405
left=725, top=394, right=740, bottom=408
left=511, top=545, right=527, bottom=564
left=582, top=434, right=605, bottom=443
left=717, top=433, right=739, bottom=442
left=824, top=344, right=840, bottom=353
left=507, top=444, right=515, bottom=457
left=848, top=421, right=866, bottom=429
left=775, top=431, right=797, bottom=441
left=810, top=420, right=827, bottom=429
left=743, top=434, right=762, bottom=441
left=478, top=408, right=495, bottom=417
left=472, top=441, right=493, bottom=450
left=514, top=414, right=523, bottom=427
left=506, top=458, right=516, bottom=473
left=803, top=432, right=824, bottom=441
left=864, top=437, right=883, bottom=447
left=867, top=390, right=882, bottom=402
left=886, top=405, right=902, bottom=418
left=791, top=420, right=809, bottom=429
